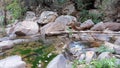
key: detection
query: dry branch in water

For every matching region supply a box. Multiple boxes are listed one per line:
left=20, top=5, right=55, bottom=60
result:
left=45, top=31, right=120, bottom=36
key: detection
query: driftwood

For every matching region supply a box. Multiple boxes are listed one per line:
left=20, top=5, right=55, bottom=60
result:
left=45, top=31, right=120, bottom=37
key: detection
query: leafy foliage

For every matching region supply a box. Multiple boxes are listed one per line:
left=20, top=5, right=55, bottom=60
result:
left=0, top=16, right=5, bottom=33
left=91, top=58, right=116, bottom=68
left=79, top=10, right=103, bottom=23
left=6, top=0, right=26, bottom=23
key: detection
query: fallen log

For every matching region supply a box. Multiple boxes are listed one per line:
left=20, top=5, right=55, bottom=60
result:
left=45, top=31, right=120, bottom=36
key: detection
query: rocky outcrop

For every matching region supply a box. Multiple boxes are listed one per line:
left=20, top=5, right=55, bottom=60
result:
left=6, top=20, right=39, bottom=36
left=40, top=15, right=77, bottom=34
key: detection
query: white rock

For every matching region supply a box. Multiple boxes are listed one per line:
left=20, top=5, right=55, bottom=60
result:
left=0, top=37, right=10, bottom=41
left=85, top=51, right=96, bottom=63
left=37, top=11, right=58, bottom=24
left=0, top=55, right=26, bottom=68
left=0, top=40, right=14, bottom=49
left=47, top=54, right=67, bottom=68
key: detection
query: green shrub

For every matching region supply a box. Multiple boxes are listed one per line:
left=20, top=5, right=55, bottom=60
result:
left=97, top=45, right=114, bottom=53
left=6, top=0, right=26, bottom=23
left=79, top=10, right=103, bottom=24
left=91, top=58, right=116, bottom=68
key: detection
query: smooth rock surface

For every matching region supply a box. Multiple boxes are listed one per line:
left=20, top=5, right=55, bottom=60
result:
left=0, top=40, right=14, bottom=49
left=47, top=54, right=67, bottom=68
left=0, top=55, right=26, bottom=68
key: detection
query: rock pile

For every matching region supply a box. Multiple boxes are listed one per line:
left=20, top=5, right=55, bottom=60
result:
left=0, top=10, right=120, bottom=68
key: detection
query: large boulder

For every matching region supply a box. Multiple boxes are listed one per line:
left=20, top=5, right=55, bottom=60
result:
left=0, top=40, right=14, bottom=49
left=40, top=15, right=77, bottom=34
left=37, top=11, right=58, bottom=24
left=47, top=54, right=68, bottom=68
left=0, top=55, right=26, bottom=68
left=6, top=20, right=39, bottom=36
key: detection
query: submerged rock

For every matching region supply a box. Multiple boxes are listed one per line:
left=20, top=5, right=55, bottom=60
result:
left=68, top=41, right=85, bottom=55
left=0, top=55, right=26, bottom=68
